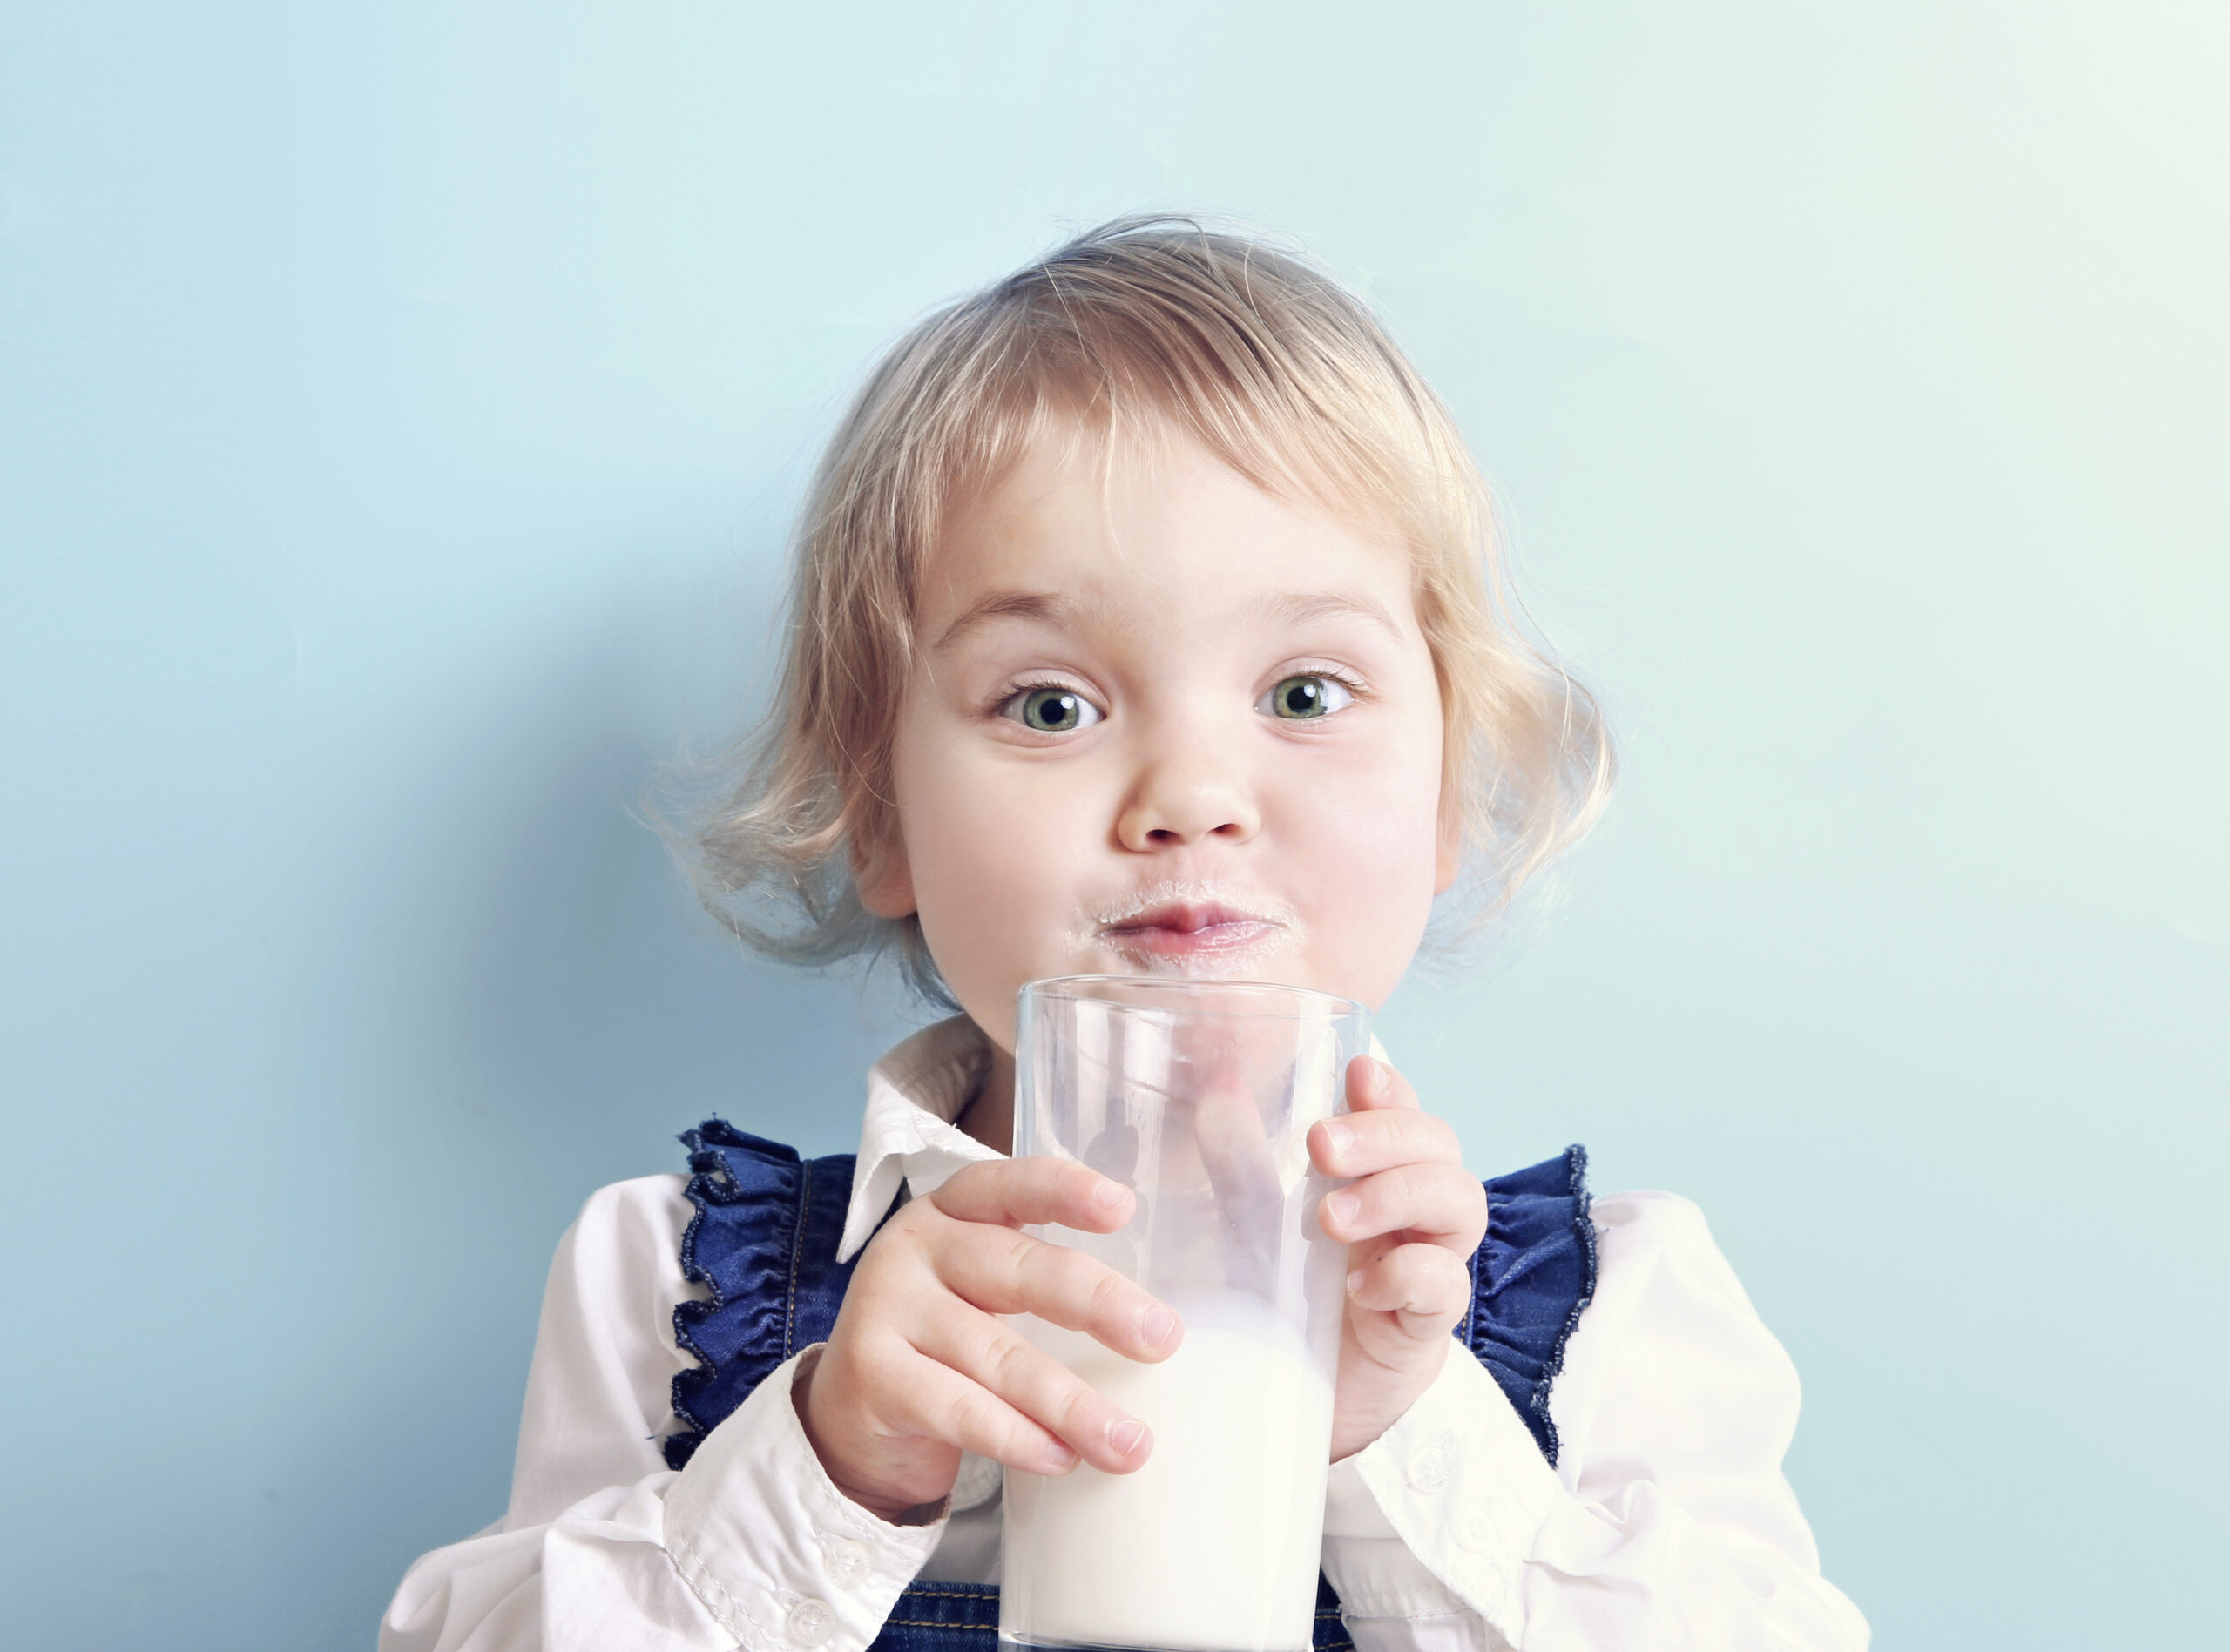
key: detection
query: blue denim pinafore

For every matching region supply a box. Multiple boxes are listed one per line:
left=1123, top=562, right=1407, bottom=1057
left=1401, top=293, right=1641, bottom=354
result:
left=659, top=1123, right=1595, bottom=1652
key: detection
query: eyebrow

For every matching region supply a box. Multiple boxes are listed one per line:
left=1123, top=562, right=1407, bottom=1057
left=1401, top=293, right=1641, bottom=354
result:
left=1266, top=590, right=1409, bottom=645
left=929, top=589, right=1079, bottom=654
left=929, top=587, right=1408, bottom=654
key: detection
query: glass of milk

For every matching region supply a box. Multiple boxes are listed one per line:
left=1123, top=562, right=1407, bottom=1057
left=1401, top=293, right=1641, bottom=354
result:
left=1000, top=975, right=1368, bottom=1652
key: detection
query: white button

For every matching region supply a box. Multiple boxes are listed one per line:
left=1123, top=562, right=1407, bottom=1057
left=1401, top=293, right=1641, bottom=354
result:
left=787, top=1600, right=835, bottom=1647
left=1407, top=1445, right=1452, bottom=1494
left=826, top=1537, right=870, bottom=1589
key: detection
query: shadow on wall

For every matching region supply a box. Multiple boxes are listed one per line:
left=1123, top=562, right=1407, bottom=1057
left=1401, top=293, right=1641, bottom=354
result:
left=280, top=580, right=922, bottom=1649
left=456, top=590, right=923, bottom=1179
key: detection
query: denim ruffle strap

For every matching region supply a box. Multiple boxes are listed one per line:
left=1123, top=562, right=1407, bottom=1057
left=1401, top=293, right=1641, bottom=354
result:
left=664, top=1120, right=862, bottom=1471
left=1464, top=1145, right=1597, bottom=1465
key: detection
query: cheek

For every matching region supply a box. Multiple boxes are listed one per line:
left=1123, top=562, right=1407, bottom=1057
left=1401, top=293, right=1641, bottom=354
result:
left=893, top=743, right=1103, bottom=1034
left=1283, top=725, right=1445, bottom=999
left=1308, top=765, right=1444, bottom=901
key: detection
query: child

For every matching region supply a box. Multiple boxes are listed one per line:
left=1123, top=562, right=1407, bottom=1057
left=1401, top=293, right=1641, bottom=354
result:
left=382, top=218, right=1869, bottom=1652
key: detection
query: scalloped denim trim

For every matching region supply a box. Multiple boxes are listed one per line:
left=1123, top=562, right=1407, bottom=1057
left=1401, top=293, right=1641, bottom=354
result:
left=1459, top=1143, right=1597, bottom=1467
left=1530, top=1143, right=1597, bottom=1467
left=666, top=1118, right=802, bottom=1471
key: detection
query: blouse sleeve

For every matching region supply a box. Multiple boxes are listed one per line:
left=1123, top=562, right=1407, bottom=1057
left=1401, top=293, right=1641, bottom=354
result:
left=1320, top=1190, right=1870, bottom=1651
left=379, top=1177, right=945, bottom=1652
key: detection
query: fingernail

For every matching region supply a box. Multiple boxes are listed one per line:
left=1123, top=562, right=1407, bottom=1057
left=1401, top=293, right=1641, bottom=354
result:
left=1360, top=1058, right=1389, bottom=1100
left=1324, top=1190, right=1357, bottom=1229
left=1139, top=1305, right=1178, bottom=1349
left=1319, top=1120, right=1351, bottom=1159
left=1044, top=1440, right=1078, bottom=1473
left=1089, top=1177, right=1127, bottom=1211
left=1347, top=1268, right=1368, bottom=1297
left=1109, top=1419, right=1147, bottom=1458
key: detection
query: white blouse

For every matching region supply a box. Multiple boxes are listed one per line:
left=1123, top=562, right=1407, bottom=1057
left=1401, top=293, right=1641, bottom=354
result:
left=382, top=1018, right=1868, bottom=1652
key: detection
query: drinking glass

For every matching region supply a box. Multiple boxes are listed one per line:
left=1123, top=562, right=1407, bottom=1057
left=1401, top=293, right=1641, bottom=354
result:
left=999, top=975, right=1370, bottom=1652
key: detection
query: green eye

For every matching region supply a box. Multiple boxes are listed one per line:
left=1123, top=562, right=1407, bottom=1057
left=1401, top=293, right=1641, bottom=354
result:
left=1261, top=674, right=1355, bottom=720
left=1010, top=685, right=1103, bottom=732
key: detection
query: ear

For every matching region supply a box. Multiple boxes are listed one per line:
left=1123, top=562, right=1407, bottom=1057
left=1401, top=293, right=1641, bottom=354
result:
left=850, top=821, right=918, bottom=920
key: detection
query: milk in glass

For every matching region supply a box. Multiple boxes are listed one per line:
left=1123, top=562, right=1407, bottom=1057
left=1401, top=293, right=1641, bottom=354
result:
left=1002, top=1305, right=1335, bottom=1651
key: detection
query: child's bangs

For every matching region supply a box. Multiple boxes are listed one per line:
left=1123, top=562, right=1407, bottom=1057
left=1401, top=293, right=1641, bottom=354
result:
left=919, top=271, right=1447, bottom=565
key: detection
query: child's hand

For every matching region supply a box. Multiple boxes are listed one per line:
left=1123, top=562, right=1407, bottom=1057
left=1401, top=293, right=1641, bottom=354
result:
left=1308, top=1055, right=1489, bottom=1461
left=793, top=1157, right=1182, bottom=1523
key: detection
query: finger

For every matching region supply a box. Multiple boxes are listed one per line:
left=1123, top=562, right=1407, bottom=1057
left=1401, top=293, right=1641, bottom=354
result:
left=1319, top=1160, right=1487, bottom=1251
left=1345, top=1055, right=1418, bottom=1112
left=936, top=1223, right=1181, bottom=1361
left=1347, top=1241, right=1473, bottom=1326
left=1195, top=1069, right=1281, bottom=1229
left=916, top=1310, right=1155, bottom=1474
left=1308, top=1105, right=1461, bottom=1179
left=930, top=1156, right=1134, bottom=1232
left=882, top=1345, right=1085, bottom=1478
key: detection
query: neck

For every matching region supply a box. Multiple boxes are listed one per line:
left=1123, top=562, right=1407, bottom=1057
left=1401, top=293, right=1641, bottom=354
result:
left=956, top=1036, right=1017, bottom=1155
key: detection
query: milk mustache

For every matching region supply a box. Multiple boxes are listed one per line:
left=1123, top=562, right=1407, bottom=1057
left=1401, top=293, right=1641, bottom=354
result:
left=1001, top=1299, right=1335, bottom=1652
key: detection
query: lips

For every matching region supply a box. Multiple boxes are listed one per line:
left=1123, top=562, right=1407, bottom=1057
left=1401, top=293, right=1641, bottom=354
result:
left=1097, top=899, right=1285, bottom=960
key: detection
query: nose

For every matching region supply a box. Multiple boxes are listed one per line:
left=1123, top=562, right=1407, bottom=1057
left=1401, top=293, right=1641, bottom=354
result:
left=1114, top=739, right=1260, bottom=853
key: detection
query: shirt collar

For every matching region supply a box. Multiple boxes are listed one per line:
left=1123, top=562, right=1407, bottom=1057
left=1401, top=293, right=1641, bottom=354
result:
left=835, top=1015, right=1001, bottom=1263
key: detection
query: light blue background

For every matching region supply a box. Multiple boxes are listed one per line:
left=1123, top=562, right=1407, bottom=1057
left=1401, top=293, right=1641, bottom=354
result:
left=4, top=3, right=2224, bottom=1647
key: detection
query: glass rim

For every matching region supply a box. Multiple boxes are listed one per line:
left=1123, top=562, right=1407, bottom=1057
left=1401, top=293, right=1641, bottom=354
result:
left=1017, top=973, right=1368, bottom=1022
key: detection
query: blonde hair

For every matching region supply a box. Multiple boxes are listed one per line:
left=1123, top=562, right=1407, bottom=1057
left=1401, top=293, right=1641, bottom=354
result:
left=668, top=215, right=1612, bottom=999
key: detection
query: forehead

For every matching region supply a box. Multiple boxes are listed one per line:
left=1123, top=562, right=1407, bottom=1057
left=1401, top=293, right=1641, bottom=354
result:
left=920, top=421, right=1419, bottom=642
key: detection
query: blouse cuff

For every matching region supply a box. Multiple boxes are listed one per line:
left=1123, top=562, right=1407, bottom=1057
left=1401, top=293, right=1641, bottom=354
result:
left=1335, top=1349, right=1562, bottom=1642
left=663, top=1345, right=947, bottom=1652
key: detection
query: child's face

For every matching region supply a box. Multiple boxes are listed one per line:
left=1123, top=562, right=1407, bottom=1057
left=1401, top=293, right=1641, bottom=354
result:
left=857, top=421, right=1455, bottom=1052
